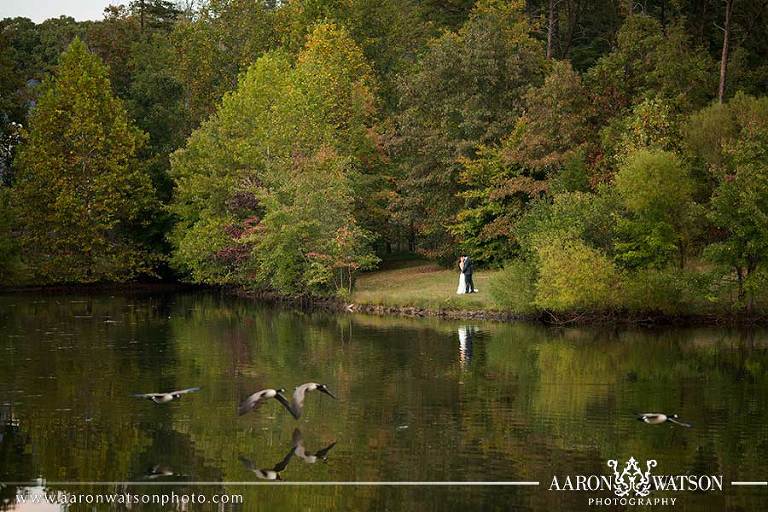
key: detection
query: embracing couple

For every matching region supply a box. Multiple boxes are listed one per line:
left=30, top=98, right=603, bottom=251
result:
left=456, top=255, right=477, bottom=295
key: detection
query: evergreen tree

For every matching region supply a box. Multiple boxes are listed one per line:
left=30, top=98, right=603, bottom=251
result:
left=12, top=38, right=159, bottom=283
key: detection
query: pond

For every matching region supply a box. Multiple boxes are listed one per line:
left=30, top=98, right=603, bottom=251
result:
left=0, top=290, right=766, bottom=511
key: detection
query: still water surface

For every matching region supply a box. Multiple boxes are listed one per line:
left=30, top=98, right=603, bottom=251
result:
left=0, top=290, right=767, bottom=511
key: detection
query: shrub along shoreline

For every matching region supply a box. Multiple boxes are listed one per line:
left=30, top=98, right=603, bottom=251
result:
left=232, top=261, right=768, bottom=325
left=232, top=287, right=766, bottom=326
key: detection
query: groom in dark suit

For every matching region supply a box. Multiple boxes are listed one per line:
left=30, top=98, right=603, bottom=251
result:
left=462, top=255, right=475, bottom=293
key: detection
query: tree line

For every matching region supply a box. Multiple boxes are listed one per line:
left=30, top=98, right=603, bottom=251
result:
left=1, top=0, right=767, bottom=313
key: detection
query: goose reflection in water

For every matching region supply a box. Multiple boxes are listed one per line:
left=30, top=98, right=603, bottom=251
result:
left=0, top=403, right=20, bottom=444
left=292, top=429, right=337, bottom=464
left=239, top=430, right=338, bottom=480
left=239, top=447, right=295, bottom=481
left=458, top=326, right=480, bottom=368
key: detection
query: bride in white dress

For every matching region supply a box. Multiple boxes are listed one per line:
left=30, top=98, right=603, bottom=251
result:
left=456, top=256, right=466, bottom=294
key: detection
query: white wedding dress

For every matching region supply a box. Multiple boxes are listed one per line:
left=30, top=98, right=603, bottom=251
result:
left=456, top=265, right=466, bottom=294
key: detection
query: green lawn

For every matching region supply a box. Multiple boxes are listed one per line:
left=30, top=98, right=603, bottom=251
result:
left=352, top=260, right=500, bottom=310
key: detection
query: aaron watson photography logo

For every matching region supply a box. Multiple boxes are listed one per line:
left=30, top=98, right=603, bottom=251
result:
left=548, top=457, right=724, bottom=507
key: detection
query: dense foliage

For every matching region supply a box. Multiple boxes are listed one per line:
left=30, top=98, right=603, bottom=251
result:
left=169, top=24, right=379, bottom=295
left=1, top=0, right=768, bottom=312
left=11, top=38, right=159, bottom=283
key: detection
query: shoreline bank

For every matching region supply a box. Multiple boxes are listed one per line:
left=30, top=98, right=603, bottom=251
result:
left=231, top=287, right=528, bottom=322
left=1, top=281, right=763, bottom=326
left=231, top=287, right=760, bottom=326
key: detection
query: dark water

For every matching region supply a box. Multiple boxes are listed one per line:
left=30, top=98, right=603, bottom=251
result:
left=0, top=291, right=767, bottom=511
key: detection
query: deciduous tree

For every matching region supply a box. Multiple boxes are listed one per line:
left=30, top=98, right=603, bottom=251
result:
left=12, top=38, right=159, bottom=283
left=170, top=24, right=379, bottom=294
left=395, top=0, right=546, bottom=260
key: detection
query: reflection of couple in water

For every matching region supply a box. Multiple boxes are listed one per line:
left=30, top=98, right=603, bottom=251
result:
left=458, top=325, right=480, bottom=367
left=456, top=255, right=477, bottom=294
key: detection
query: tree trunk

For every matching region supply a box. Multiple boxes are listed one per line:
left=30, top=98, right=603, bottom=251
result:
left=718, top=0, right=734, bottom=104
left=559, top=0, right=578, bottom=58
left=746, top=259, right=757, bottom=315
left=736, top=266, right=745, bottom=304
left=547, top=0, right=556, bottom=59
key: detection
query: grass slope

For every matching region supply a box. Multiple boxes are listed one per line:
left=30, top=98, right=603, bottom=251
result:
left=352, top=260, right=500, bottom=310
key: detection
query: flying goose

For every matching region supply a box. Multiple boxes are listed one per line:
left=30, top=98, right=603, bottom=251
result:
left=287, top=383, right=337, bottom=420
left=637, top=413, right=692, bottom=427
left=239, top=448, right=295, bottom=481
left=238, top=388, right=294, bottom=417
left=292, top=428, right=337, bottom=464
left=132, top=387, right=200, bottom=404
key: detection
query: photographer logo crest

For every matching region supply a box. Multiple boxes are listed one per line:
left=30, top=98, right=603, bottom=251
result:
left=608, top=457, right=657, bottom=497
left=548, top=456, right=723, bottom=507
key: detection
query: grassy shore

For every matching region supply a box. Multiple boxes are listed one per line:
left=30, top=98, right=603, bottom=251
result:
left=349, top=259, right=760, bottom=323
left=352, top=259, right=501, bottom=311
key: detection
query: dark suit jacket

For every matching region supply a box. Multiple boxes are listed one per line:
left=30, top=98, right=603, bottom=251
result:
left=462, top=257, right=473, bottom=275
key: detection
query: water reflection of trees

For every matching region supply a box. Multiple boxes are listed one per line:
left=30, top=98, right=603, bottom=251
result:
left=1, top=293, right=767, bottom=510
left=0, top=404, right=33, bottom=510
